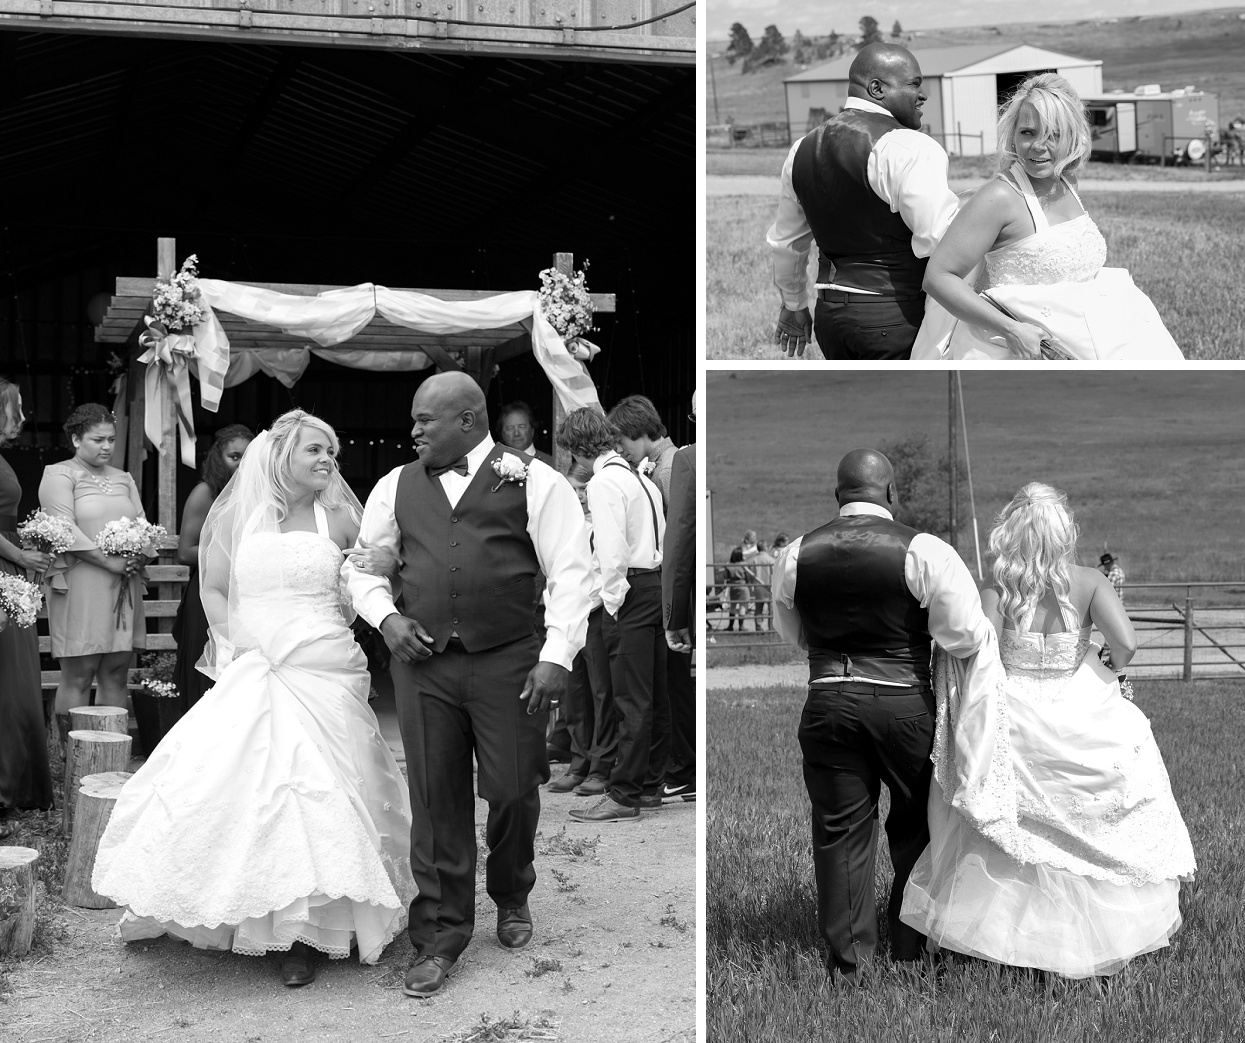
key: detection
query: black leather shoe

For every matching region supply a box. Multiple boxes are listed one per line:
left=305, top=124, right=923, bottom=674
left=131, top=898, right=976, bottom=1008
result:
left=497, top=903, right=533, bottom=949
left=569, top=797, right=639, bottom=822
left=639, top=794, right=663, bottom=809
left=403, top=955, right=455, bottom=997
left=573, top=775, right=607, bottom=796
left=547, top=772, right=585, bottom=793
left=280, top=941, right=316, bottom=987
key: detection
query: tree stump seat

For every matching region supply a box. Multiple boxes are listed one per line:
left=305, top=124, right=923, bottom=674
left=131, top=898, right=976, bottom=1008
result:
left=63, top=772, right=133, bottom=909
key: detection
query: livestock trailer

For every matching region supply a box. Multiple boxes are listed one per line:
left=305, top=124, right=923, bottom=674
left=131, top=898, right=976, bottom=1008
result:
left=1083, top=87, right=1220, bottom=162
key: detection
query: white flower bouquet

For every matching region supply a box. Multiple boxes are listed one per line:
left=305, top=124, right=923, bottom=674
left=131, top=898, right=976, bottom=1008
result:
left=95, top=517, right=167, bottom=630
left=537, top=262, right=600, bottom=361
left=0, top=571, right=43, bottom=630
left=17, top=509, right=75, bottom=556
left=139, top=652, right=179, bottom=699
left=149, top=254, right=205, bottom=333
left=491, top=455, right=529, bottom=492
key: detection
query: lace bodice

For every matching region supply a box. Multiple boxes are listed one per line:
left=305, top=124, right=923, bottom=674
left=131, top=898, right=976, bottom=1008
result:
left=1001, top=626, right=1093, bottom=700
left=984, top=164, right=1107, bottom=288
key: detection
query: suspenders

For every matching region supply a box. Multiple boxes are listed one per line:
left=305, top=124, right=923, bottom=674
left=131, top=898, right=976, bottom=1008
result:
left=603, top=459, right=662, bottom=555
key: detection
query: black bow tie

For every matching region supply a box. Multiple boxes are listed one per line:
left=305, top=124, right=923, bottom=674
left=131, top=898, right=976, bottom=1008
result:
left=428, top=458, right=469, bottom=479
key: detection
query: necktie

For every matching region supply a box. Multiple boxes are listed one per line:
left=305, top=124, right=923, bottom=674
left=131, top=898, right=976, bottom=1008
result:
left=428, top=458, right=469, bottom=479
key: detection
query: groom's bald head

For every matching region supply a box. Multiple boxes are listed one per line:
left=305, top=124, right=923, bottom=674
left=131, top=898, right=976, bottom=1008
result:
left=835, top=448, right=897, bottom=510
left=409, top=371, right=489, bottom=467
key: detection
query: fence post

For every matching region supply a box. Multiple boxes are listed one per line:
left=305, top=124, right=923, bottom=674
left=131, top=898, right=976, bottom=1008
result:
left=1183, top=593, right=1194, bottom=681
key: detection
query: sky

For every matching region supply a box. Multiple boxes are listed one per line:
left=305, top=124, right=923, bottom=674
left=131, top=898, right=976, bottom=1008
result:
left=708, top=1, right=1243, bottom=41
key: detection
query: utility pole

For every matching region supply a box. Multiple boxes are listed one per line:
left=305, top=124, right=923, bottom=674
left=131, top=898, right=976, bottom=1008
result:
left=709, top=46, right=721, bottom=124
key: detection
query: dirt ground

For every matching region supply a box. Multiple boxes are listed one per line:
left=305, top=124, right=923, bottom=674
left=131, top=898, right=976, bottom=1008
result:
left=0, top=690, right=696, bottom=1043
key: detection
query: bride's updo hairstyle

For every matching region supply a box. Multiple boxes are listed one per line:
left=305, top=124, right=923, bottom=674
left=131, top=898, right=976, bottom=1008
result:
left=989, top=482, right=1079, bottom=633
left=263, top=409, right=360, bottom=523
left=996, top=74, right=1092, bottom=180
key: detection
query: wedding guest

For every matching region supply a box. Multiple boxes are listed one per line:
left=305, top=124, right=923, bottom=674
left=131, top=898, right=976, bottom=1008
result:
left=39, top=403, right=149, bottom=755
left=747, top=540, right=777, bottom=632
left=661, top=441, right=695, bottom=803
left=606, top=395, right=679, bottom=508
left=497, top=401, right=553, bottom=466
left=772, top=532, right=790, bottom=552
left=557, top=407, right=667, bottom=821
left=547, top=463, right=617, bottom=798
left=1097, top=552, right=1127, bottom=668
left=0, top=377, right=54, bottom=833
left=723, top=548, right=754, bottom=631
left=170, top=424, right=253, bottom=722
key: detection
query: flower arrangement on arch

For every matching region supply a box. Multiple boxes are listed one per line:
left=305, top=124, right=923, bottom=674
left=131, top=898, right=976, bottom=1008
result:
left=94, top=517, right=167, bottom=630
left=148, top=254, right=206, bottom=334
left=0, top=572, right=44, bottom=631
left=537, top=262, right=600, bottom=362
left=492, top=455, right=529, bottom=492
left=17, top=509, right=76, bottom=556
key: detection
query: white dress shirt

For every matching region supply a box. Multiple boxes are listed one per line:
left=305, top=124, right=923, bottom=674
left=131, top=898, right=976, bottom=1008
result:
left=766, top=97, right=960, bottom=310
left=586, top=450, right=665, bottom=618
left=772, top=502, right=992, bottom=683
left=345, top=434, right=592, bottom=671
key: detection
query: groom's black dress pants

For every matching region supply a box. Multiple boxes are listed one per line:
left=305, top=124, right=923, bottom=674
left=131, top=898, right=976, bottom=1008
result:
left=814, top=290, right=925, bottom=360
left=391, top=632, right=549, bottom=961
left=798, top=681, right=935, bottom=980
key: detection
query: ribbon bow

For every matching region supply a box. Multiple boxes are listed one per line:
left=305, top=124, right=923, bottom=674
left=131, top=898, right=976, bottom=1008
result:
left=137, top=316, right=199, bottom=468
left=428, top=458, right=469, bottom=479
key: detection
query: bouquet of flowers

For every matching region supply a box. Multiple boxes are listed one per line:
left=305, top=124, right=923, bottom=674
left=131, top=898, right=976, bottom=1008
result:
left=0, top=572, right=43, bottom=631
left=149, top=254, right=206, bottom=334
left=95, top=517, right=167, bottom=630
left=537, top=262, right=600, bottom=361
left=139, top=652, right=179, bottom=700
left=17, top=509, right=76, bottom=556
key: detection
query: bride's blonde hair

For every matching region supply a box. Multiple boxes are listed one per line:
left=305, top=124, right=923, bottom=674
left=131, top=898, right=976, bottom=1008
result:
left=996, top=74, right=1092, bottom=179
left=989, top=482, right=1079, bottom=633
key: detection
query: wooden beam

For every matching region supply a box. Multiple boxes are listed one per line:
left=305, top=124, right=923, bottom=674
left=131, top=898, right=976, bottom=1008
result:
left=156, top=238, right=178, bottom=532
left=551, top=251, right=572, bottom=475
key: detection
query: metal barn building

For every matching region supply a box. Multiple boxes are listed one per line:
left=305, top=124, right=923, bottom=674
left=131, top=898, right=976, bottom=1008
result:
left=783, top=44, right=1103, bottom=155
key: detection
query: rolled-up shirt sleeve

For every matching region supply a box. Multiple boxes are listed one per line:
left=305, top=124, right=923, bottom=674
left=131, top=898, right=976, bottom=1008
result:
left=904, top=532, right=992, bottom=658
left=771, top=536, right=806, bottom=650
left=525, top=461, right=592, bottom=670
left=766, top=137, right=816, bottom=312
left=868, top=130, right=960, bottom=260
left=343, top=467, right=403, bottom=629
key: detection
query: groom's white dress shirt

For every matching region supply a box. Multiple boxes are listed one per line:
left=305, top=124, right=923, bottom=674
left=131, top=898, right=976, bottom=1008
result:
left=772, top=502, right=992, bottom=684
left=766, top=97, right=960, bottom=308
left=345, top=434, right=592, bottom=671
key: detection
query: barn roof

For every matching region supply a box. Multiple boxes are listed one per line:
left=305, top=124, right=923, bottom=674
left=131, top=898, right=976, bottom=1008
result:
left=785, top=43, right=1098, bottom=83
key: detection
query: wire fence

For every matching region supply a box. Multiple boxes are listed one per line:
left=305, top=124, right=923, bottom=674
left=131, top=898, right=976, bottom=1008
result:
left=705, top=569, right=1245, bottom=681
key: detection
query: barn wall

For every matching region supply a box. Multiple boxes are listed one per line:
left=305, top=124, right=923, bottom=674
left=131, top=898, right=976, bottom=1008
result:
left=785, top=80, right=849, bottom=137
left=949, top=73, right=999, bottom=155
left=920, top=76, right=945, bottom=140
left=1060, top=64, right=1104, bottom=97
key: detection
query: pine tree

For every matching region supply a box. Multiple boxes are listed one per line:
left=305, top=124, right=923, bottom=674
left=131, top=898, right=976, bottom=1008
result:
left=857, top=16, right=882, bottom=48
left=725, top=22, right=753, bottom=66
left=891, top=19, right=903, bottom=39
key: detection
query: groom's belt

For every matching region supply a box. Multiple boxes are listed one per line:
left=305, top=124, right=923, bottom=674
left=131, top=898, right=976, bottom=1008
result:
left=817, top=252, right=926, bottom=298
left=806, top=648, right=930, bottom=687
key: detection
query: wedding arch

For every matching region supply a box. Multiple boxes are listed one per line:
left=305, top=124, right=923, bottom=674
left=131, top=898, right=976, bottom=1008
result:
left=94, top=238, right=615, bottom=532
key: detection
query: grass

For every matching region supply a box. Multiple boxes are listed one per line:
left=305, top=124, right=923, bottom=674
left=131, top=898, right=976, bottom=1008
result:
left=705, top=370, right=1245, bottom=584
left=706, top=191, right=1245, bottom=360
left=706, top=9, right=1245, bottom=127
left=706, top=677, right=1245, bottom=1043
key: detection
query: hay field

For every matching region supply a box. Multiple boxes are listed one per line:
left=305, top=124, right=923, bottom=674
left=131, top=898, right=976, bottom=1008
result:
left=706, top=191, right=1245, bottom=359
left=705, top=370, right=1245, bottom=583
left=707, top=677, right=1245, bottom=1043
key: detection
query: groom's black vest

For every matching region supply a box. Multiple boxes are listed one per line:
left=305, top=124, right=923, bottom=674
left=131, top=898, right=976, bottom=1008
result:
left=794, top=513, right=932, bottom=685
left=393, top=444, right=539, bottom=653
left=791, top=108, right=927, bottom=298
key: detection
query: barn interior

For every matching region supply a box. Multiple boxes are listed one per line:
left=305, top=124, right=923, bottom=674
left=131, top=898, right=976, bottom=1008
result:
left=0, top=29, right=694, bottom=518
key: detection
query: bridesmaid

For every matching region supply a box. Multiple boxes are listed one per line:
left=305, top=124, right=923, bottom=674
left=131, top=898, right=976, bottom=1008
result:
left=170, top=424, right=253, bottom=719
left=39, top=403, right=148, bottom=755
left=0, top=377, right=53, bottom=834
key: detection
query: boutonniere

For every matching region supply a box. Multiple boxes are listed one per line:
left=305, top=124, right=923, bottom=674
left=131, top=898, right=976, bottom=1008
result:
left=639, top=459, right=656, bottom=478
left=492, top=455, right=529, bottom=492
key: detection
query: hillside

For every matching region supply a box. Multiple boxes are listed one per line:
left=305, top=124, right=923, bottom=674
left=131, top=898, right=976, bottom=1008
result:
left=706, top=370, right=1245, bottom=583
left=706, top=7, right=1245, bottom=128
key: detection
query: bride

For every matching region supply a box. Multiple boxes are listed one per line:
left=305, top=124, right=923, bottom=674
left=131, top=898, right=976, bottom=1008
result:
left=911, top=75, right=1184, bottom=360
left=93, top=410, right=415, bottom=986
left=900, top=484, right=1195, bottom=977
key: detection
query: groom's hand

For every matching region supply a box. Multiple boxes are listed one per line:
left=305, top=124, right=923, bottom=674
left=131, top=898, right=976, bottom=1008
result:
left=347, top=544, right=399, bottom=576
left=379, top=613, right=435, bottom=663
left=774, top=306, right=812, bottom=358
left=519, top=661, right=568, bottom=716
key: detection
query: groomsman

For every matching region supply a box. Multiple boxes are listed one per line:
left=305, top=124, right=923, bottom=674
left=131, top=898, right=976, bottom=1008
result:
left=767, top=43, right=959, bottom=359
left=556, top=407, right=667, bottom=822
left=660, top=436, right=696, bottom=802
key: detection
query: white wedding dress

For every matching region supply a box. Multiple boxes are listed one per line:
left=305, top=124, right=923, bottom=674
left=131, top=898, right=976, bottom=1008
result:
left=93, top=503, right=416, bottom=963
left=911, top=164, right=1183, bottom=360
left=900, top=620, right=1195, bottom=977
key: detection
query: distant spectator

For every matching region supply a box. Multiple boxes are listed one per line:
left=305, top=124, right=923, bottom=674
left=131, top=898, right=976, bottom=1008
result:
left=1099, top=553, right=1125, bottom=601
left=724, top=547, right=756, bottom=631
left=607, top=395, right=679, bottom=509
left=496, top=401, right=553, bottom=466
left=773, top=532, right=791, bottom=552
left=747, top=540, right=777, bottom=631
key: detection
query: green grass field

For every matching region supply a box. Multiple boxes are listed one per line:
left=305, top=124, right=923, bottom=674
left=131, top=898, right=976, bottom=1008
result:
left=707, top=678, right=1245, bottom=1043
left=706, top=191, right=1245, bottom=359
left=705, top=370, right=1245, bottom=583
left=707, top=8, right=1245, bottom=127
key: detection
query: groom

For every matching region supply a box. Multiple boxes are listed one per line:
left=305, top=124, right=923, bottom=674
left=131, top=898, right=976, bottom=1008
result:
left=348, top=372, right=592, bottom=997
left=771, top=448, right=994, bottom=982
left=767, top=43, right=959, bottom=359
